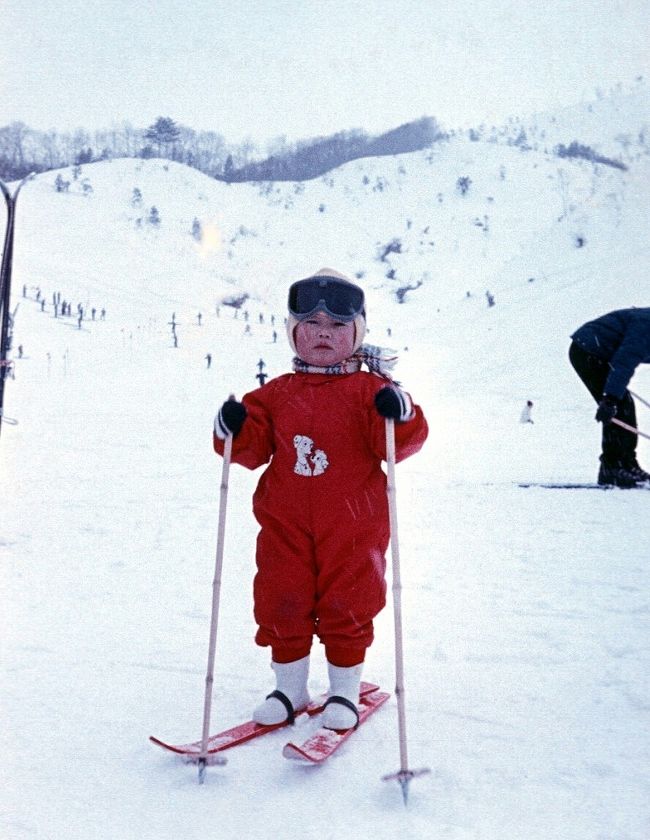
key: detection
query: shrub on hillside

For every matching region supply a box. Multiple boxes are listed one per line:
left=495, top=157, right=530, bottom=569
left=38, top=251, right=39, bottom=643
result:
left=555, top=141, right=627, bottom=170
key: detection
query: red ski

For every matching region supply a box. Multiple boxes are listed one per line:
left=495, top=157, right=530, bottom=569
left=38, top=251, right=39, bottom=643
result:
left=149, top=681, right=380, bottom=762
left=282, top=689, right=390, bottom=763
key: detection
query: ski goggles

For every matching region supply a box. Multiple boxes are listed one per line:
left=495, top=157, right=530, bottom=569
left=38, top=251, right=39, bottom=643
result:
left=288, top=276, right=365, bottom=322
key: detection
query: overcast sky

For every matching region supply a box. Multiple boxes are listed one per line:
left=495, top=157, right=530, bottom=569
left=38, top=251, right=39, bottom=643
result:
left=2, top=0, right=648, bottom=147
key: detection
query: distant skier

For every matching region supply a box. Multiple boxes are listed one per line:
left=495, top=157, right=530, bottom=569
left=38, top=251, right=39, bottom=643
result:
left=520, top=400, right=534, bottom=424
left=213, top=268, right=428, bottom=732
left=255, top=371, right=268, bottom=386
left=569, top=308, right=650, bottom=487
left=205, top=353, right=212, bottom=369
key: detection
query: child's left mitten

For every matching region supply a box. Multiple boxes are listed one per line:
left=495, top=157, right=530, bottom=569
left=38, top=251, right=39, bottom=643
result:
left=215, top=399, right=247, bottom=438
left=374, top=386, right=414, bottom=422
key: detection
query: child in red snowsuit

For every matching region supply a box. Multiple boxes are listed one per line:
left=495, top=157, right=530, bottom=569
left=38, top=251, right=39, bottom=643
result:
left=214, top=268, right=428, bottom=729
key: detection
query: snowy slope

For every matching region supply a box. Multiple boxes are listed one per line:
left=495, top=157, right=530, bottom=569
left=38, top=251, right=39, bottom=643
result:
left=2, top=89, right=650, bottom=840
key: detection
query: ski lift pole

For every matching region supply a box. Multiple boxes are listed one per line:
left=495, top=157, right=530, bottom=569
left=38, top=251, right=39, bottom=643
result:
left=198, top=430, right=233, bottom=783
left=381, top=417, right=430, bottom=804
left=611, top=417, right=650, bottom=442
left=0, top=179, right=18, bottom=440
left=0, top=174, right=33, bottom=441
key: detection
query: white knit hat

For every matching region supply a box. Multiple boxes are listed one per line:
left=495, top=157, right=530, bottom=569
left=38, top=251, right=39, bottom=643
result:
left=286, top=267, right=367, bottom=355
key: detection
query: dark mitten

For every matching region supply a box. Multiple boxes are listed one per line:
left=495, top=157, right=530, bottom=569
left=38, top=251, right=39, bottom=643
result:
left=374, top=386, right=413, bottom=422
left=595, top=396, right=617, bottom=424
left=217, top=399, right=247, bottom=437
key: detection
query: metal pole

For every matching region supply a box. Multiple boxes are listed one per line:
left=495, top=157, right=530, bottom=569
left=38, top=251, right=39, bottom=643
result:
left=0, top=181, right=17, bottom=438
left=198, top=432, right=233, bottom=782
left=0, top=175, right=33, bottom=440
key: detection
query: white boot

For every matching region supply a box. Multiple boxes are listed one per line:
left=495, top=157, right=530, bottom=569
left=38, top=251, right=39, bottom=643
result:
left=253, top=655, right=310, bottom=725
left=322, top=662, right=363, bottom=730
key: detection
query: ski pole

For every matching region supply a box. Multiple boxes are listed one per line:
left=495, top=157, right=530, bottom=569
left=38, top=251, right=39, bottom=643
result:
left=611, top=417, right=650, bottom=442
left=629, top=390, right=650, bottom=411
left=198, top=429, right=233, bottom=783
left=381, top=417, right=430, bottom=804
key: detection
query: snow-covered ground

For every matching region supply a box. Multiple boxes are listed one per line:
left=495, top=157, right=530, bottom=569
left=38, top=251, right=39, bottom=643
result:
left=2, top=89, right=649, bottom=839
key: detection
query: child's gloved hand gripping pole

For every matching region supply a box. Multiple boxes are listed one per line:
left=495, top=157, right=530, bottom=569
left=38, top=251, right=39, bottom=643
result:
left=198, top=398, right=236, bottom=783
left=381, top=417, right=431, bottom=803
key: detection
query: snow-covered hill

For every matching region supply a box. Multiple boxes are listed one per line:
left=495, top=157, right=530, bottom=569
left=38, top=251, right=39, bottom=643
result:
left=2, top=88, right=649, bottom=839
left=12, top=83, right=650, bottom=323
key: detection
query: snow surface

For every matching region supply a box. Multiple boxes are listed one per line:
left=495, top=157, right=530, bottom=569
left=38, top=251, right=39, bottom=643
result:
left=2, top=89, right=650, bottom=839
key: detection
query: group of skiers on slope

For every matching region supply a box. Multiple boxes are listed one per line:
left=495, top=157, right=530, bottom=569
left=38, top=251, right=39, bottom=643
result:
left=212, top=266, right=649, bottom=732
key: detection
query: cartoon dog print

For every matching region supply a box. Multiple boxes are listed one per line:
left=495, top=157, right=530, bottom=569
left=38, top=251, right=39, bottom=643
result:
left=293, top=435, right=314, bottom=475
left=293, top=435, right=329, bottom=476
left=312, top=449, right=329, bottom=475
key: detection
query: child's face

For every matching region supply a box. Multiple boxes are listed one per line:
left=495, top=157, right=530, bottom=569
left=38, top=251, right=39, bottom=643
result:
left=294, top=311, right=356, bottom=366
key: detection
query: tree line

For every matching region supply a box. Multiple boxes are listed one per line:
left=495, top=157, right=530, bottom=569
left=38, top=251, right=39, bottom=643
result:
left=219, top=117, right=444, bottom=182
left=0, top=115, right=443, bottom=183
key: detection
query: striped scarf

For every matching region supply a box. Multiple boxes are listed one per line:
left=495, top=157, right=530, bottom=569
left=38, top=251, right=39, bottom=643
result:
left=292, top=343, right=399, bottom=381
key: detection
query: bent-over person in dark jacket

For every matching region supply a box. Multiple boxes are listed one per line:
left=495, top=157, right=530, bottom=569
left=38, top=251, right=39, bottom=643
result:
left=569, top=307, right=650, bottom=487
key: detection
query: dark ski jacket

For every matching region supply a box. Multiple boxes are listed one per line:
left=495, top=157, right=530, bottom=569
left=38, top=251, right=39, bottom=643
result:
left=571, top=307, right=650, bottom=398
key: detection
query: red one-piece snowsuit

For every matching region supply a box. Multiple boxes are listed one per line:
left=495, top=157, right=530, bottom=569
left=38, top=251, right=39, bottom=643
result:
left=213, top=370, right=428, bottom=666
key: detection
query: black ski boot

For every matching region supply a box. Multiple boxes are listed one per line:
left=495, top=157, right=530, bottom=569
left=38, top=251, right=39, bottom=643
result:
left=597, top=462, right=643, bottom=488
left=624, top=458, right=650, bottom=483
